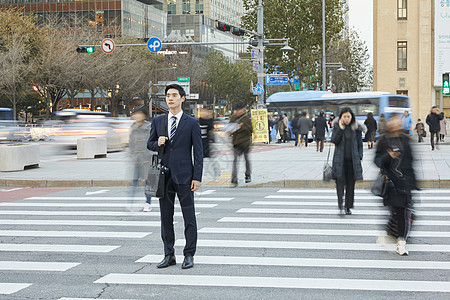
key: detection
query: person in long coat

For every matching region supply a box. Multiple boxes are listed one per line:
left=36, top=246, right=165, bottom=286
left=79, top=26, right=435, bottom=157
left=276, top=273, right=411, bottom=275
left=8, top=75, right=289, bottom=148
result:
left=314, top=111, right=328, bottom=152
left=364, top=112, right=377, bottom=149
left=331, top=107, right=364, bottom=215
left=375, top=114, right=417, bottom=256
left=440, top=115, right=447, bottom=142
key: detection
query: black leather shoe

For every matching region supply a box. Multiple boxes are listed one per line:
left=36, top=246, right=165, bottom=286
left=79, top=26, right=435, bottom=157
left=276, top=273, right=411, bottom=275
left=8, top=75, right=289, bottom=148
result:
left=181, top=255, right=194, bottom=269
left=345, top=208, right=352, bottom=215
left=157, top=254, right=176, bottom=268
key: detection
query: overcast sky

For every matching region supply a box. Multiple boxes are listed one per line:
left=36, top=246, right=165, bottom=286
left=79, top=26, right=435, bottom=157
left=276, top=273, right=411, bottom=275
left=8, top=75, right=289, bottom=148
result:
left=348, top=0, right=373, bottom=64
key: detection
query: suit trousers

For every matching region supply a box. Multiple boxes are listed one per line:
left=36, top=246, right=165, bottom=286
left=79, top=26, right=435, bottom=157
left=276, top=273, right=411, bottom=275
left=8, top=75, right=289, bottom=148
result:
left=336, top=159, right=355, bottom=209
left=431, top=130, right=439, bottom=149
left=159, top=171, right=197, bottom=256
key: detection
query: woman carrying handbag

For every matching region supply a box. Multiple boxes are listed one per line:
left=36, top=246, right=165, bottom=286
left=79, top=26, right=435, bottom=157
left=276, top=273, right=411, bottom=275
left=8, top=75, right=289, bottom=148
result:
left=331, top=107, right=364, bottom=215
left=374, top=114, right=418, bottom=256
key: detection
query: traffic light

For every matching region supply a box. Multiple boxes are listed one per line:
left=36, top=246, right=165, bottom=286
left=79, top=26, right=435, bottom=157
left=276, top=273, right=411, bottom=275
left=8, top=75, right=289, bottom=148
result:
left=216, top=21, right=230, bottom=31
left=76, top=46, right=95, bottom=53
left=443, top=73, right=450, bottom=95
left=232, top=27, right=245, bottom=36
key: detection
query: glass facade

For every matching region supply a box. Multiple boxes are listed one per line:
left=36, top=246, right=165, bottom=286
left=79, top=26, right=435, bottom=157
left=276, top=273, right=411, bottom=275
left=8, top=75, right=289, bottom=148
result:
left=1, top=0, right=166, bottom=39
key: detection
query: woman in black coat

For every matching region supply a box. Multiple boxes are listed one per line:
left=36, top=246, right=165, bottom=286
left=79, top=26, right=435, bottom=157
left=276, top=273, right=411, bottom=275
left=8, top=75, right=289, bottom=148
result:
left=331, top=107, right=364, bottom=215
left=375, top=114, right=417, bottom=256
left=364, top=112, right=377, bottom=149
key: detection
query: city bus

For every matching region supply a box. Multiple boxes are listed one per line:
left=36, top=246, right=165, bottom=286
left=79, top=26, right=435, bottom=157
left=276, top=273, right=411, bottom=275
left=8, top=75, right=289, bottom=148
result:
left=0, top=108, right=14, bottom=120
left=266, top=91, right=410, bottom=139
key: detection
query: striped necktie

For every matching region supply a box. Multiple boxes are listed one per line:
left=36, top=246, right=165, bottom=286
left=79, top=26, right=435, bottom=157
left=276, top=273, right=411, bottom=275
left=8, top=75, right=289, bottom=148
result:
left=170, top=116, right=177, bottom=141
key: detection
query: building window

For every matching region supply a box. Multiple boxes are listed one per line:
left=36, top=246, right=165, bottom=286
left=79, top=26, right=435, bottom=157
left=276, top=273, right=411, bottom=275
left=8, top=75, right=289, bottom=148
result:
left=396, top=90, right=408, bottom=96
left=397, top=41, right=407, bottom=71
left=397, top=0, right=407, bottom=20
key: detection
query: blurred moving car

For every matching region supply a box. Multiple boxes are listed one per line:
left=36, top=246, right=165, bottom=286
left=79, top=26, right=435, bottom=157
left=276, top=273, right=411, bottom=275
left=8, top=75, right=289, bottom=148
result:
left=50, top=119, right=125, bottom=151
left=0, top=121, right=30, bottom=142
left=213, top=117, right=230, bottom=131
left=109, top=119, right=134, bottom=147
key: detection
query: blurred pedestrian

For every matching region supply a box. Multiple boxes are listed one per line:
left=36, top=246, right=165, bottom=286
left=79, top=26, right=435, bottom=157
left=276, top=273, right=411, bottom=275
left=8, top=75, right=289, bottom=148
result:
left=298, top=112, right=313, bottom=147
left=314, top=111, right=328, bottom=152
left=426, top=106, right=444, bottom=151
left=415, top=119, right=425, bottom=143
left=401, top=110, right=413, bottom=135
left=199, top=108, right=214, bottom=158
left=378, top=113, right=387, bottom=136
left=440, top=114, right=447, bottom=142
left=375, top=114, right=418, bottom=256
left=291, top=113, right=301, bottom=146
left=268, top=117, right=274, bottom=143
left=129, top=104, right=152, bottom=212
left=276, top=115, right=285, bottom=143
left=331, top=107, right=364, bottom=215
left=282, top=113, right=289, bottom=143
left=327, top=114, right=335, bottom=141
left=230, top=102, right=252, bottom=186
left=364, top=112, right=377, bottom=149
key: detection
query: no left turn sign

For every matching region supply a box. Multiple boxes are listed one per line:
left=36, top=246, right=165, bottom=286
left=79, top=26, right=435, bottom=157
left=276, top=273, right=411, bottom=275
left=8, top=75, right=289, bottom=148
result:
left=101, top=38, right=115, bottom=54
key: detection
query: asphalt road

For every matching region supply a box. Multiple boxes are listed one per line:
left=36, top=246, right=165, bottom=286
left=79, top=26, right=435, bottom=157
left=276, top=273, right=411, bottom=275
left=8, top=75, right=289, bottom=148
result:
left=0, top=186, right=449, bottom=299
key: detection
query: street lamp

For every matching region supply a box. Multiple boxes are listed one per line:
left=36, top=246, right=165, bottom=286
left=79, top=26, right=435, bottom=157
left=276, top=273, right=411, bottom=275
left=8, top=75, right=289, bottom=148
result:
left=325, top=62, right=346, bottom=91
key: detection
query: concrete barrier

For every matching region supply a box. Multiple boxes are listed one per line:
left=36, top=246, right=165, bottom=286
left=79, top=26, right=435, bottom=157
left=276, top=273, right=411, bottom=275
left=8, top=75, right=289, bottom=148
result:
left=0, top=144, right=40, bottom=172
left=77, top=137, right=107, bottom=159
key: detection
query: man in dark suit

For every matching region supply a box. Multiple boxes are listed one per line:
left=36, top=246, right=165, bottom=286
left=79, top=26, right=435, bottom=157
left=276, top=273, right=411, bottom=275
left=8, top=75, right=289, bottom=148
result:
left=147, top=84, right=203, bottom=269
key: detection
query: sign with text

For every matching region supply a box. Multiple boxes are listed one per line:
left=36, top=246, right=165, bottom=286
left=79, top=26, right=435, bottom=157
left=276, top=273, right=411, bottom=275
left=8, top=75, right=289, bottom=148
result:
left=266, top=74, right=289, bottom=85
left=435, top=0, right=450, bottom=86
left=251, top=109, right=269, bottom=143
left=178, top=77, right=190, bottom=82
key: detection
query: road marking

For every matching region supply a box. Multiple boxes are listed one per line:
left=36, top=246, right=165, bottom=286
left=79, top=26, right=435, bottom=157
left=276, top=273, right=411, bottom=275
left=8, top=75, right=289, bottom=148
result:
left=254, top=200, right=450, bottom=208
left=174, top=239, right=450, bottom=252
left=136, top=255, right=450, bottom=270
left=266, top=194, right=450, bottom=201
left=0, top=230, right=150, bottom=238
left=0, top=283, right=32, bottom=295
left=0, top=211, right=192, bottom=217
left=26, top=196, right=232, bottom=201
left=0, top=261, right=80, bottom=271
left=198, top=227, right=450, bottom=238
left=278, top=189, right=450, bottom=194
left=0, top=188, right=24, bottom=192
left=237, top=208, right=450, bottom=217
left=218, top=217, right=450, bottom=226
left=195, top=190, right=216, bottom=195
left=85, top=190, right=109, bottom=196
left=0, top=203, right=217, bottom=208
left=0, top=244, right=119, bottom=253
left=59, top=298, right=138, bottom=300
left=0, top=220, right=161, bottom=227
left=94, top=274, right=450, bottom=292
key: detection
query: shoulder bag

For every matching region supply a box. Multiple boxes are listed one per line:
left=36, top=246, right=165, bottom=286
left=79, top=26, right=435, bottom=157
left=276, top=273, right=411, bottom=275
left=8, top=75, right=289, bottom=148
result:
left=323, top=141, right=333, bottom=181
left=145, top=116, right=169, bottom=198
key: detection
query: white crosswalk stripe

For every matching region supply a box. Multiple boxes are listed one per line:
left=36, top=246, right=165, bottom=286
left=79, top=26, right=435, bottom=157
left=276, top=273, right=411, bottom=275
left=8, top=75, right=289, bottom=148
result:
left=237, top=208, right=450, bottom=216
left=0, top=283, right=33, bottom=295
left=94, top=273, right=450, bottom=292
left=0, top=190, right=225, bottom=297
left=254, top=200, right=450, bottom=208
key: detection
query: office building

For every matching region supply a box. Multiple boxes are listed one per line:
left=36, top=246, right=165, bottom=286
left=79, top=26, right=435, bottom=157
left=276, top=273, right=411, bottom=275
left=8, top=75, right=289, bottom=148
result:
left=1, top=0, right=167, bottom=39
left=374, top=0, right=450, bottom=119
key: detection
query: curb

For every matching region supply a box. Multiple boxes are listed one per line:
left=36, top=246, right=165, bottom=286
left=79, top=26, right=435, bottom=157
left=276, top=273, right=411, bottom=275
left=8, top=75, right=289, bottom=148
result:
left=1, top=179, right=449, bottom=188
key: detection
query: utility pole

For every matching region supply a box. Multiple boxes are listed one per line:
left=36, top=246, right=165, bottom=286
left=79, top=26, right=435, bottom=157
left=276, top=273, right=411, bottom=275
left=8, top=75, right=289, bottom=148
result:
left=322, top=0, right=326, bottom=91
left=257, top=0, right=265, bottom=108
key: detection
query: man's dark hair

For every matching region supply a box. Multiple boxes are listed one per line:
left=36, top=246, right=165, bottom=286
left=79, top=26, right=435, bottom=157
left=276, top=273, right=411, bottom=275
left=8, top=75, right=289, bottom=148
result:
left=432, top=106, right=437, bottom=109
left=165, top=84, right=186, bottom=98
left=131, top=104, right=148, bottom=116
left=319, top=111, right=325, bottom=117
left=302, top=112, right=307, bottom=117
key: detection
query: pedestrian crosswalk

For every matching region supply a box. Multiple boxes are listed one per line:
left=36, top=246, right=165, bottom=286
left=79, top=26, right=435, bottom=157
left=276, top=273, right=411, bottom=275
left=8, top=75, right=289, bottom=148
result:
left=0, top=189, right=227, bottom=297
left=2, top=188, right=450, bottom=297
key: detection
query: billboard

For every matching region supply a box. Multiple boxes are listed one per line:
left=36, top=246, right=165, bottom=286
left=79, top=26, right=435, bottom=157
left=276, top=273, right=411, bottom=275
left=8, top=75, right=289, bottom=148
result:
left=435, top=0, right=450, bottom=86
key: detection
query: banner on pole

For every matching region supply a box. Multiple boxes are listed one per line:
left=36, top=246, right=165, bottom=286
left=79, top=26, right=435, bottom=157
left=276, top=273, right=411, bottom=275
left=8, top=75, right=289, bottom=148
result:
left=251, top=109, right=269, bottom=143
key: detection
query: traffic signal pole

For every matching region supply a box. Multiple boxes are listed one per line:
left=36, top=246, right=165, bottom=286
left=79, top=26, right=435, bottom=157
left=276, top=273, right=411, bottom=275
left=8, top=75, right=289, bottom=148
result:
left=256, top=0, right=265, bottom=109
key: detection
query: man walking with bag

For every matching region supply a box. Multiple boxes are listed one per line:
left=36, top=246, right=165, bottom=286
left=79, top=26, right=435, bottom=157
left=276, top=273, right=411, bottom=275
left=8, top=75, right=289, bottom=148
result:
left=147, top=84, right=203, bottom=269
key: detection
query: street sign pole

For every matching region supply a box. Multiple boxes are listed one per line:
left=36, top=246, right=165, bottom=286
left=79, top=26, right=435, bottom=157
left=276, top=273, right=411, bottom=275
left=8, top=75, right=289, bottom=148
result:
left=257, top=0, right=265, bottom=109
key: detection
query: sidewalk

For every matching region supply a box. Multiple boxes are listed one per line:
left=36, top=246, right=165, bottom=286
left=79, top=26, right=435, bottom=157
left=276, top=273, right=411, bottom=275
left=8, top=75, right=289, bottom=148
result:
left=0, top=139, right=449, bottom=188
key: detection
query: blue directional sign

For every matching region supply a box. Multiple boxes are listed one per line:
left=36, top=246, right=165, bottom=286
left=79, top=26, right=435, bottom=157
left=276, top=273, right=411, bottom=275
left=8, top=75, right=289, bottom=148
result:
left=253, top=82, right=264, bottom=95
left=266, top=74, right=289, bottom=85
left=290, top=75, right=300, bottom=84
left=147, top=37, right=162, bottom=53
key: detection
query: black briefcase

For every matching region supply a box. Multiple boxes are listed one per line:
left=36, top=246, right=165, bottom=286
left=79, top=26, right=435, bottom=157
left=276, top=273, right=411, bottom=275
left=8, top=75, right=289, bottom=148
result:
left=145, top=154, right=168, bottom=198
